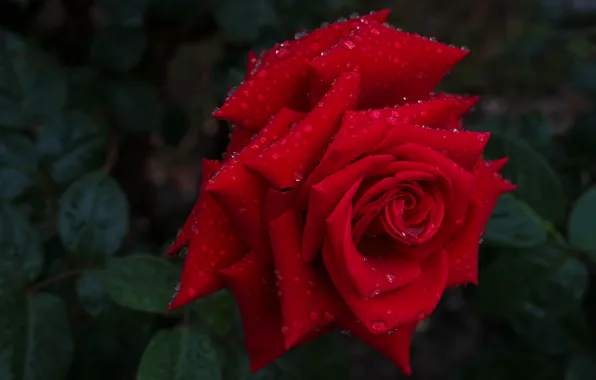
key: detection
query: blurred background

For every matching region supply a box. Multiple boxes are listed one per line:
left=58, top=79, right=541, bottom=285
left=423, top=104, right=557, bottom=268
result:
left=1, top=0, right=596, bottom=379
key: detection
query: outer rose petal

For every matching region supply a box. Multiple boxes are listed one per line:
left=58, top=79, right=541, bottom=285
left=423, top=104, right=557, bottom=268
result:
left=324, top=181, right=449, bottom=334
left=263, top=188, right=298, bottom=226
left=224, top=127, right=254, bottom=160
left=207, top=109, right=304, bottom=255
left=215, top=11, right=389, bottom=131
left=245, top=72, right=360, bottom=190
left=221, top=252, right=332, bottom=372
left=446, top=159, right=516, bottom=286
left=168, top=159, right=221, bottom=254
left=269, top=210, right=343, bottom=348
left=169, top=164, right=247, bottom=309
left=214, top=55, right=310, bottom=131
left=302, top=155, right=395, bottom=262
left=257, top=10, right=390, bottom=74
left=245, top=51, right=258, bottom=79
left=375, top=123, right=490, bottom=171
left=349, top=95, right=474, bottom=130
left=220, top=253, right=286, bottom=371
left=338, top=314, right=417, bottom=375
left=310, top=21, right=468, bottom=108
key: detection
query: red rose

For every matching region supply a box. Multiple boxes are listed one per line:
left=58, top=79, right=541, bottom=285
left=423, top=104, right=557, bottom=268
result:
left=168, top=9, right=515, bottom=375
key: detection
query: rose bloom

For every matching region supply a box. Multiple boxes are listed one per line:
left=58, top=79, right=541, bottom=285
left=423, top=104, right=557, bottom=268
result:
left=168, top=9, right=515, bottom=375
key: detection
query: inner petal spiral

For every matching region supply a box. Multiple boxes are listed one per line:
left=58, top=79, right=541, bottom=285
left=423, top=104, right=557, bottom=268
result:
left=353, top=174, right=446, bottom=247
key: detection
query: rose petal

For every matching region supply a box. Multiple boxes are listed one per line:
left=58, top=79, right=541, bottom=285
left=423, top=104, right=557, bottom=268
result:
left=269, top=210, right=343, bottom=348
left=385, top=143, right=474, bottom=260
left=298, top=117, right=390, bottom=207
left=302, top=155, right=395, bottom=262
left=168, top=159, right=222, bottom=255
left=245, top=51, right=258, bottom=79
left=446, top=159, right=516, bottom=286
left=338, top=314, right=417, bottom=375
left=214, top=57, right=311, bottom=131
left=169, top=190, right=247, bottom=309
left=375, top=123, right=490, bottom=170
left=245, top=72, right=361, bottom=190
left=339, top=221, right=423, bottom=298
left=310, top=21, right=468, bottom=108
left=207, top=108, right=304, bottom=255
left=263, top=188, right=298, bottom=226
left=257, top=10, right=390, bottom=75
left=350, top=95, right=473, bottom=130
left=224, top=127, right=255, bottom=161
left=324, top=181, right=448, bottom=333
left=220, top=253, right=286, bottom=371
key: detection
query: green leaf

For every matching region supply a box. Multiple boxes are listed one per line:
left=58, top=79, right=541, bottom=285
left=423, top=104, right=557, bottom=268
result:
left=475, top=245, right=588, bottom=321
left=572, top=62, right=596, bottom=99
left=0, top=292, right=73, bottom=380
left=95, top=0, right=149, bottom=25
left=485, top=133, right=565, bottom=223
left=485, top=193, right=548, bottom=247
left=0, top=29, right=66, bottom=129
left=58, top=172, right=129, bottom=259
left=190, top=289, right=239, bottom=338
left=90, top=25, right=147, bottom=72
left=213, top=0, right=277, bottom=42
left=566, top=353, right=596, bottom=380
left=65, top=67, right=102, bottom=111
left=76, top=269, right=110, bottom=317
left=568, top=187, right=596, bottom=255
left=103, top=255, right=179, bottom=313
left=0, top=134, right=38, bottom=199
left=0, top=201, right=43, bottom=295
left=137, top=326, right=222, bottom=380
left=105, top=81, right=164, bottom=132
left=37, top=112, right=108, bottom=184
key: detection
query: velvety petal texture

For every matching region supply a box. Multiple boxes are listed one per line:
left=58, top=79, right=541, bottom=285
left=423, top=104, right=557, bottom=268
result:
left=168, top=9, right=515, bottom=376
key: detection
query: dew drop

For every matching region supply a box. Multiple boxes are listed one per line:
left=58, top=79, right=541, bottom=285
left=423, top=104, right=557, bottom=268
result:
left=342, top=40, right=356, bottom=50
left=371, top=320, right=387, bottom=333
left=340, top=329, right=352, bottom=337
left=386, top=272, right=396, bottom=283
left=281, top=326, right=289, bottom=334
left=292, top=169, right=303, bottom=182
left=309, top=312, right=318, bottom=321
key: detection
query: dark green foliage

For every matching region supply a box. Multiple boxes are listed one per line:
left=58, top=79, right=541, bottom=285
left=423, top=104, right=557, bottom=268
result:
left=0, top=0, right=596, bottom=379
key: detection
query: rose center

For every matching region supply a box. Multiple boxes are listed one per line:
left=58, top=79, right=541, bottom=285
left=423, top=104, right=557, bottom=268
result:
left=352, top=179, right=445, bottom=247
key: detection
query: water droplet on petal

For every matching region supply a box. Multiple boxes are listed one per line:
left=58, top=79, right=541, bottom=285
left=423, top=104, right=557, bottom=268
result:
left=309, top=312, right=318, bottom=321
left=342, top=40, right=356, bottom=50
left=386, top=272, right=396, bottom=283
left=371, top=320, right=388, bottom=333
left=292, top=170, right=303, bottom=182
left=281, top=326, right=289, bottom=334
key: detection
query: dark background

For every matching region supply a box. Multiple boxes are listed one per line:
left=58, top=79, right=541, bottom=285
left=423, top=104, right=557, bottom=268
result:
left=1, top=0, right=596, bottom=379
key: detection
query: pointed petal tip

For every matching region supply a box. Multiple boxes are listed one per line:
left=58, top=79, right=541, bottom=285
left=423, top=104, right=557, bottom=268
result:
left=376, top=8, right=391, bottom=20
left=488, top=157, right=509, bottom=172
